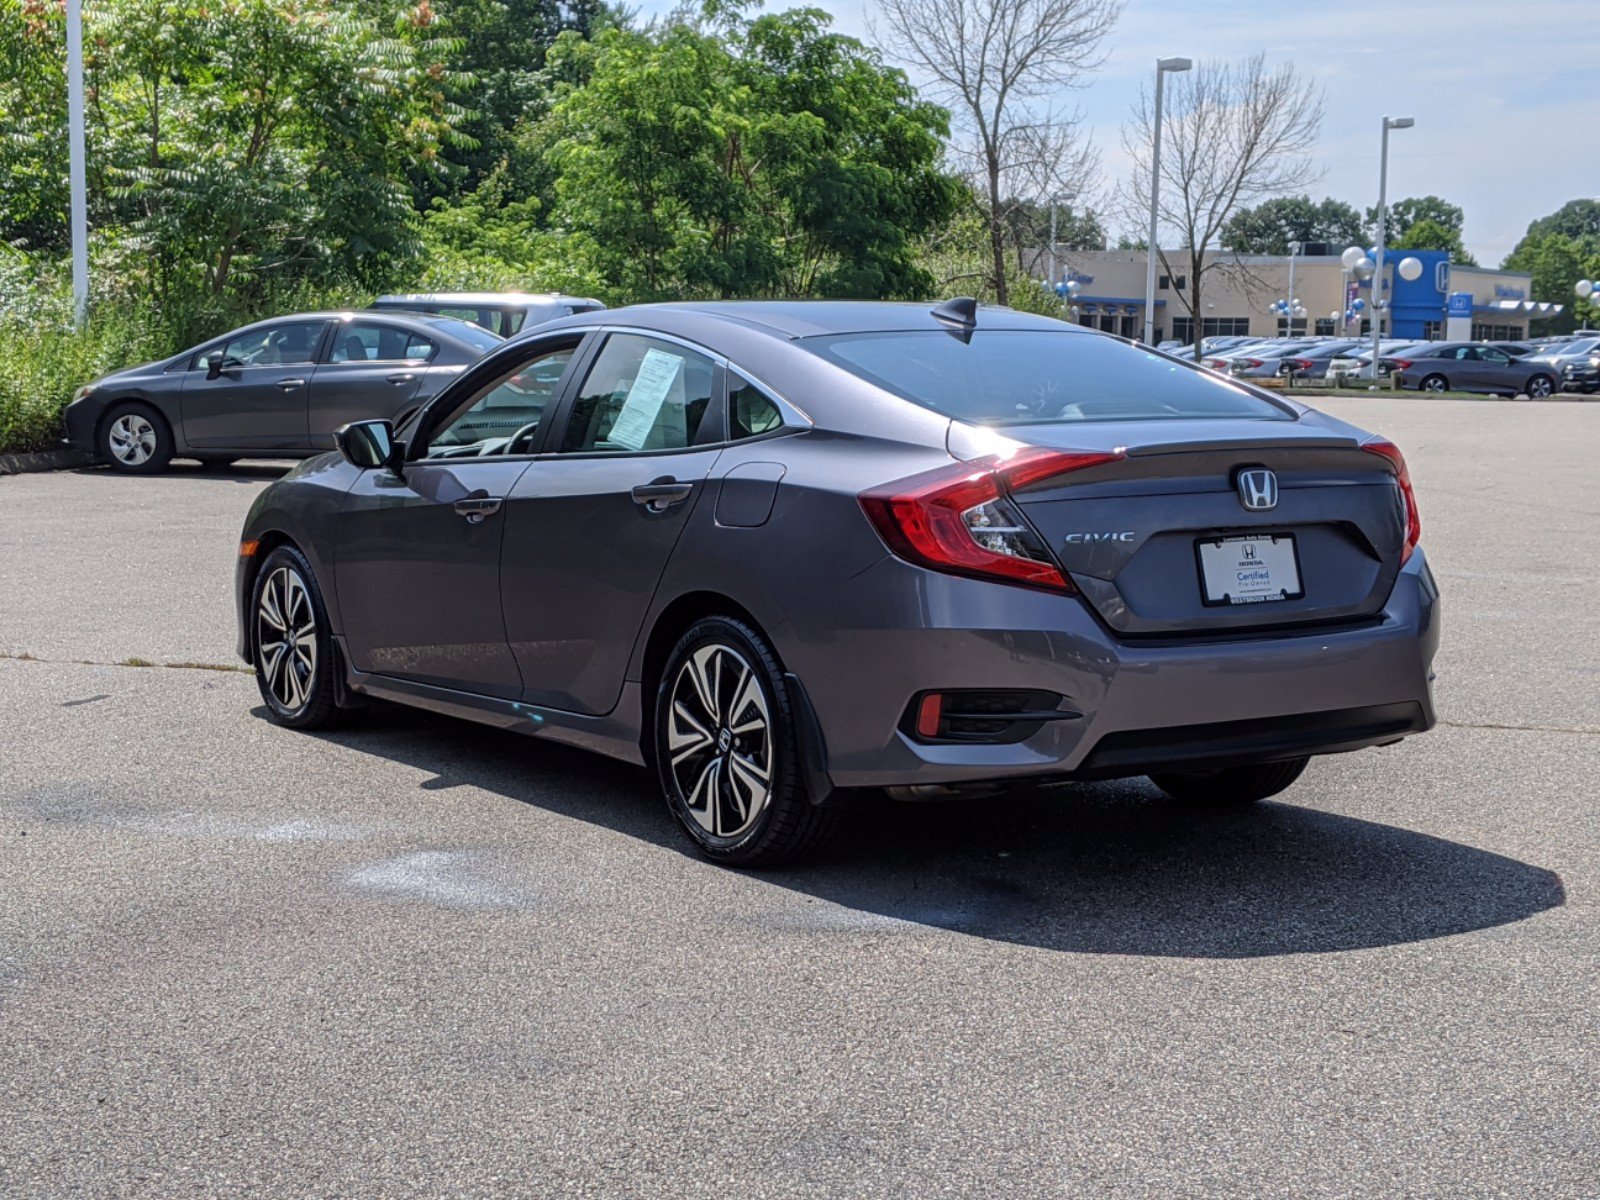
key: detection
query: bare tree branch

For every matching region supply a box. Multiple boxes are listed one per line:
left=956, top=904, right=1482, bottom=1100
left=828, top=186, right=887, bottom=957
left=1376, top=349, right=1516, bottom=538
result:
left=875, top=0, right=1122, bottom=304
left=1115, top=54, right=1323, bottom=355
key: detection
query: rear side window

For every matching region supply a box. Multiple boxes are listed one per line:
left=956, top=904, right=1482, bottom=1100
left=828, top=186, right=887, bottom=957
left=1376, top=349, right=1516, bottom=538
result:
left=329, top=322, right=437, bottom=363
left=728, top=373, right=784, bottom=439
left=560, top=334, right=715, bottom=453
left=805, top=330, right=1293, bottom=425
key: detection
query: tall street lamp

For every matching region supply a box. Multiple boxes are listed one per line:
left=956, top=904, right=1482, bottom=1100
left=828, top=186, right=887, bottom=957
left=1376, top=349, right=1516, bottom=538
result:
left=1143, top=56, right=1192, bottom=347
left=67, top=0, right=89, bottom=329
left=1370, top=115, right=1414, bottom=376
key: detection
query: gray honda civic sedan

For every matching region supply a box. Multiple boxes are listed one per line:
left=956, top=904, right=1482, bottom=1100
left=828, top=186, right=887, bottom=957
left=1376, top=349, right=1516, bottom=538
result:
left=64, top=310, right=501, bottom=472
left=234, top=300, right=1439, bottom=865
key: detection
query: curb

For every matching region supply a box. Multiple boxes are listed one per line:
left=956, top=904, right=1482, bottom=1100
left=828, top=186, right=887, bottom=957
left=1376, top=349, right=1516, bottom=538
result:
left=0, top=449, right=94, bottom=476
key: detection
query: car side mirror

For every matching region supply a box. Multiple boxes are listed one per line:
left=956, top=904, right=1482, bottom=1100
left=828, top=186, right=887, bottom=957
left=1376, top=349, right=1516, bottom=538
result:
left=335, top=419, right=404, bottom=474
left=205, top=356, right=223, bottom=381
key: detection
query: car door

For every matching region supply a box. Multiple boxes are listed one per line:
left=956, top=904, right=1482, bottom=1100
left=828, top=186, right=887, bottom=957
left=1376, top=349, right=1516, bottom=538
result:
left=307, top=319, right=431, bottom=450
left=180, top=320, right=330, bottom=448
left=1475, top=346, right=1517, bottom=392
left=499, top=330, right=727, bottom=715
left=331, top=337, right=586, bottom=699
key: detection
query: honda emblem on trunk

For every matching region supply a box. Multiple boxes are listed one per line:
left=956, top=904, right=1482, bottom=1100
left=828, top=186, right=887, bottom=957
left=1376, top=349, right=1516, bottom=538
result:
left=1236, top=468, right=1278, bottom=511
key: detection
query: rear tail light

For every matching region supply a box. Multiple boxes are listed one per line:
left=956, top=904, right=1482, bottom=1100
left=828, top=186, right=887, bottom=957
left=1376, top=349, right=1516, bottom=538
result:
left=1362, top=438, right=1421, bottom=563
left=1285, top=358, right=1312, bottom=372
left=1388, top=358, right=1414, bottom=371
left=1238, top=358, right=1263, bottom=369
left=859, top=447, right=1123, bottom=593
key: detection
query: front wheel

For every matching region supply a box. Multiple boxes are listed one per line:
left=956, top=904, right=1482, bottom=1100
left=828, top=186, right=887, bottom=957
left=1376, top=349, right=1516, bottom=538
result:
left=1149, top=757, right=1309, bottom=806
left=250, top=545, right=342, bottom=730
left=654, top=616, right=837, bottom=866
left=1526, top=374, right=1555, bottom=399
left=100, top=402, right=173, bottom=473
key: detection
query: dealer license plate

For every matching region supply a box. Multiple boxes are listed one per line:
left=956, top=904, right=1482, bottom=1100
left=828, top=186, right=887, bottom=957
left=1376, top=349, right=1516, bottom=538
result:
left=1196, top=534, right=1303, bottom=606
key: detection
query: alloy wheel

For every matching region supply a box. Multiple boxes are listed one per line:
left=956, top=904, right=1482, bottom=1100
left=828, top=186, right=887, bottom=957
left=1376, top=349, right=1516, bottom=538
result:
left=256, top=565, right=318, bottom=714
left=1528, top=376, right=1553, bottom=398
left=1423, top=376, right=1447, bottom=393
left=107, top=413, right=157, bottom=466
left=665, top=643, right=773, bottom=839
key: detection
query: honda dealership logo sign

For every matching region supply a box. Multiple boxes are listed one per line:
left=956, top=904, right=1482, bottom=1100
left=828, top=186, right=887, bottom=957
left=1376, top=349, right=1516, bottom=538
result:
left=1236, top=468, right=1278, bottom=511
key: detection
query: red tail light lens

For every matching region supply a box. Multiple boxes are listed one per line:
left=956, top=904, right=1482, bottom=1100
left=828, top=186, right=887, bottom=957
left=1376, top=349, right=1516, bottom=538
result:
left=1362, top=438, right=1421, bottom=563
left=1390, top=358, right=1414, bottom=371
left=860, top=448, right=1123, bottom=592
left=1239, top=358, right=1263, bottom=369
left=1286, top=358, right=1312, bottom=371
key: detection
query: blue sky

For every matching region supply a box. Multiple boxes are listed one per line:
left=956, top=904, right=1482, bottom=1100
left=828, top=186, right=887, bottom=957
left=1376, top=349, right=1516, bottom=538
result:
left=628, top=0, right=1600, bottom=265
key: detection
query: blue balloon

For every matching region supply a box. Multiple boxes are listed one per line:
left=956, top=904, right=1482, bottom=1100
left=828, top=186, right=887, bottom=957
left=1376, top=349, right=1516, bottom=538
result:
left=1352, top=298, right=1366, bottom=312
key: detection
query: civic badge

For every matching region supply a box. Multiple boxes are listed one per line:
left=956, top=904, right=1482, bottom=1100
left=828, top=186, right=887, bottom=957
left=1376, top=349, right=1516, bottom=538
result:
left=1236, top=468, right=1278, bottom=511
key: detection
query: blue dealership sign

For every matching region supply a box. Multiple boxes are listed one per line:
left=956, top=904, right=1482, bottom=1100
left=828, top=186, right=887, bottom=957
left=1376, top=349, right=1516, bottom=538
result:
left=1447, top=292, right=1474, bottom=318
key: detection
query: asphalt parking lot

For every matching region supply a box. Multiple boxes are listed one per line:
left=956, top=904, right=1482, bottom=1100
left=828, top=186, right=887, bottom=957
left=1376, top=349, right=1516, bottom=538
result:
left=2, top=397, right=1596, bottom=1198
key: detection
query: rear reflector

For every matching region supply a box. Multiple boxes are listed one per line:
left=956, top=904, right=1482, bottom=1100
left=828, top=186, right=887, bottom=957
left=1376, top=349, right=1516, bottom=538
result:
left=915, top=693, right=944, bottom=739
left=902, top=689, right=1079, bottom=744
left=1361, top=438, right=1421, bottom=563
left=860, top=448, right=1123, bottom=593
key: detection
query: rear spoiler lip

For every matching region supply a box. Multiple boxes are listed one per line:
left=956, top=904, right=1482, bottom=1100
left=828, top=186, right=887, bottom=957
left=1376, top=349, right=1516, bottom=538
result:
left=1120, top=435, right=1362, bottom=456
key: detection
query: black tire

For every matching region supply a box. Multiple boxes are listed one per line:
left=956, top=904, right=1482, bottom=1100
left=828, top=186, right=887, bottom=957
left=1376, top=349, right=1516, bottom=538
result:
left=1419, top=374, right=1449, bottom=394
left=1526, top=374, right=1555, bottom=399
left=249, top=545, right=342, bottom=730
left=98, top=401, right=173, bottom=473
left=654, top=616, right=837, bottom=866
left=1148, top=757, right=1309, bottom=806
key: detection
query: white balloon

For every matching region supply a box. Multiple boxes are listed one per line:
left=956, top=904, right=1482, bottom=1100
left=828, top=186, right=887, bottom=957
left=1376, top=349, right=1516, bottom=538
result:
left=1293, top=306, right=1307, bottom=319
left=1330, top=310, right=1341, bottom=320
left=1398, top=256, right=1424, bottom=282
left=1578, top=280, right=1595, bottom=299
left=1354, top=257, right=1375, bottom=280
left=1341, top=246, right=1366, bottom=269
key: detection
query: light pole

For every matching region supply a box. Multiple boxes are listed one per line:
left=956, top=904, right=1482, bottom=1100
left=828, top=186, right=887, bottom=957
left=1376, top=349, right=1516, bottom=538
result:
left=1143, top=56, right=1192, bottom=347
left=1371, top=115, right=1414, bottom=375
left=67, top=0, right=89, bottom=329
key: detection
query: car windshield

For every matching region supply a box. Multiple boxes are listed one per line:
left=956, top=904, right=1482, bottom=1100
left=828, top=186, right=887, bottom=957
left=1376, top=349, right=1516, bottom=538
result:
left=805, top=330, right=1293, bottom=425
left=423, top=317, right=503, bottom=352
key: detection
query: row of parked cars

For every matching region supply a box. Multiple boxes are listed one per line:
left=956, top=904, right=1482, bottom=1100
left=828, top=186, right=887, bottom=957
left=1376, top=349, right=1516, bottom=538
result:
left=66, top=292, right=1599, bottom=473
left=1161, top=332, right=1600, bottom=397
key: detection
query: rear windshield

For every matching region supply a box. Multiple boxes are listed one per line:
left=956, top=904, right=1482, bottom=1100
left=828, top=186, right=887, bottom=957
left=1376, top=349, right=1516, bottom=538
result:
left=423, top=317, right=503, bottom=351
left=804, top=330, right=1293, bottom=425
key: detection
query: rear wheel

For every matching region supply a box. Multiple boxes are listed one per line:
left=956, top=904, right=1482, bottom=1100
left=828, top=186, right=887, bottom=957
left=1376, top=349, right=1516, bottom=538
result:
left=1148, top=757, right=1309, bottom=806
left=1420, top=374, right=1449, bottom=393
left=250, top=545, right=342, bottom=730
left=100, top=402, right=173, bottom=473
left=654, top=616, right=837, bottom=866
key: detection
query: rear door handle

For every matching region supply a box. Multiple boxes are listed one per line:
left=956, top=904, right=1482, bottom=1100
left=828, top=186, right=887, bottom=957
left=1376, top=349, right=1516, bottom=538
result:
left=277, top=378, right=306, bottom=391
left=387, top=372, right=417, bottom=384
left=453, top=497, right=504, bottom=524
left=631, top=478, right=693, bottom=512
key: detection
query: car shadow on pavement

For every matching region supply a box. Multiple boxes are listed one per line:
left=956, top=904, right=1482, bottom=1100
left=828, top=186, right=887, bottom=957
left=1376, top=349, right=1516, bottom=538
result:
left=312, top=705, right=1565, bottom=960
left=73, top=460, right=293, bottom=482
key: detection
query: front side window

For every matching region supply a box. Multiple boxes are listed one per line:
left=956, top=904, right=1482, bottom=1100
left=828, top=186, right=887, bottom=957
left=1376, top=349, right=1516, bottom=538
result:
left=728, top=373, right=784, bottom=440
left=560, top=334, right=715, bottom=453
left=805, top=329, right=1292, bottom=425
left=424, top=346, right=576, bottom=458
left=329, top=322, right=437, bottom=364
left=199, top=321, right=327, bottom=369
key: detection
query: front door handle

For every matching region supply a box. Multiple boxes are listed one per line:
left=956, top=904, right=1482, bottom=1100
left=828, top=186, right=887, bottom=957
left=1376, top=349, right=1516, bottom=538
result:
left=631, top=477, right=694, bottom=513
left=387, top=372, right=417, bottom=384
left=277, top=378, right=307, bottom=391
left=453, top=496, right=504, bottom=524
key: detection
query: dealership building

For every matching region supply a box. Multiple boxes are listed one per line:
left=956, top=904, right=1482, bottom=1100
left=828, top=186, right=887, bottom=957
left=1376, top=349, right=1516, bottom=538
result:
left=1031, top=248, right=1559, bottom=344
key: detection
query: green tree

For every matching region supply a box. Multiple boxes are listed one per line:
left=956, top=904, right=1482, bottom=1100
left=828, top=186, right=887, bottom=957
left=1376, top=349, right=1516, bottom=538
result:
left=1001, top=199, right=1105, bottom=277
left=540, top=3, right=958, bottom=300
left=1370, top=195, right=1464, bottom=244
left=1502, top=230, right=1600, bottom=334
left=1391, top=216, right=1476, bottom=266
left=0, top=0, right=71, bottom=251
left=1221, top=195, right=1366, bottom=255
left=1521, top=198, right=1600, bottom=244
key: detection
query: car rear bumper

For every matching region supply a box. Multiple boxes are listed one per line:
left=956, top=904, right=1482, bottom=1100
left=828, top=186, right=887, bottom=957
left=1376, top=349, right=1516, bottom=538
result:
left=793, top=551, right=1441, bottom=788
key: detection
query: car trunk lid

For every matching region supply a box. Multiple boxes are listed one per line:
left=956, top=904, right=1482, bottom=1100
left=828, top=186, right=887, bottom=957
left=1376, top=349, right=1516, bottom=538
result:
left=954, top=418, right=1409, bottom=637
